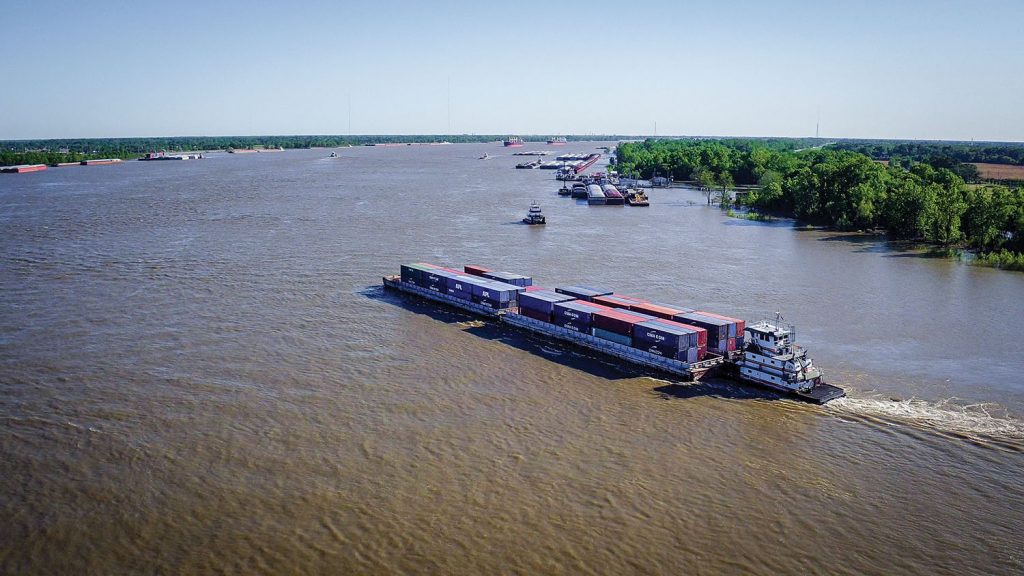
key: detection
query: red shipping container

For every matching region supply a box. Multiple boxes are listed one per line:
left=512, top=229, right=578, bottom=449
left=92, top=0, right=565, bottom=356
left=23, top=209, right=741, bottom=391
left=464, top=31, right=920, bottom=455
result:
left=593, top=294, right=646, bottom=309
left=464, top=265, right=491, bottom=276
left=575, top=300, right=614, bottom=312
left=592, top=309, right=651, bottom=335
left=629, top=302, right=686, bottom=320
left=727, top=338, right=737, bottom=352
left=524, top=285, right=546, bottom=292
left=520, top=306, right=552, bottom=323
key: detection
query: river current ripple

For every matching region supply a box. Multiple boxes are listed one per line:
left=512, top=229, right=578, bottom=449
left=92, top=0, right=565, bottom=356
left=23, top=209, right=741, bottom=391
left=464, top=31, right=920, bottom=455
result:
left=1, top=145, right=1022, bottom=574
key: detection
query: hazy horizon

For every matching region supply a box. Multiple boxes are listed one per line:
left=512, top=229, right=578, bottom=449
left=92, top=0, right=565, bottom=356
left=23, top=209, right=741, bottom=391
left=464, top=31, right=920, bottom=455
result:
left=2, top=0, right=1022, bottom=142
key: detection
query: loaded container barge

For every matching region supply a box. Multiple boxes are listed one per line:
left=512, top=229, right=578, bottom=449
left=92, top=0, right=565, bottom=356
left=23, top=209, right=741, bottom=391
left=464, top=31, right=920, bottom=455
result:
left=384, top=263, right=846, bottom=404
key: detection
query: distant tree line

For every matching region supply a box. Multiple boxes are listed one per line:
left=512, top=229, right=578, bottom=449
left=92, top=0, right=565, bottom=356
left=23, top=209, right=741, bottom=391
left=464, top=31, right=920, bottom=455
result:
left=614, top=139, right=1024, bottom=270
left=0, top=134, right=636, bottom=166
left=830, top=140, right=1024, bottom=166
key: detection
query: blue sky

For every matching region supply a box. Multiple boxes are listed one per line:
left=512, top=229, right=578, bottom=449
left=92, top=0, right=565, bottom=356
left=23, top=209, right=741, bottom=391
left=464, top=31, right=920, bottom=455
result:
left=2, top=0, right=1021, bottom=141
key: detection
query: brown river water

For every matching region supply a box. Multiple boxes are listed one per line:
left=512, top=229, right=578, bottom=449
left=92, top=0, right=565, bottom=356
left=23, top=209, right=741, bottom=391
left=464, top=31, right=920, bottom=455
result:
left=1, top=144, right=1022, bottom=574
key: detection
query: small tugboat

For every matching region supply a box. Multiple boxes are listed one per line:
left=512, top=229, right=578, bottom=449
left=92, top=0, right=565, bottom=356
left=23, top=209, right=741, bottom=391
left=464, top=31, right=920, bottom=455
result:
left=558, top=184, right=572, bottom=197
left=329, top=151, right=338, bottom=158
left=625, top=188, right=649, bottom=206
left=735, top=315, right=846, bottom=404
left=479, top=153, right=490, bottom=160
left=522, top=202, right=546, bottom=225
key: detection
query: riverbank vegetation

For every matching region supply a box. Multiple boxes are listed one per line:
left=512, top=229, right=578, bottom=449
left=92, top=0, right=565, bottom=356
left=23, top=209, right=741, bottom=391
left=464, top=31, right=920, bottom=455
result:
left=614, top=139, right=1024, bottom=270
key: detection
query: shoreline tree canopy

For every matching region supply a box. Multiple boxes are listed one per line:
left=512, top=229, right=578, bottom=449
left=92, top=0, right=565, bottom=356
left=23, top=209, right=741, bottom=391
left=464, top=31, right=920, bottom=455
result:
left=614, top=139, right=1024, bottom=264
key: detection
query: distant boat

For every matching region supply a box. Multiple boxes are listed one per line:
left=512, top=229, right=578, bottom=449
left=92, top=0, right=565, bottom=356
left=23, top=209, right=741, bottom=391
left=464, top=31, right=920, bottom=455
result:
left=479, top=153, right=490, bottom=160
left=625, top=188, right=650, bottom=206
left=503, top=136, right=525, bottom=148
left=329, top=151, right=338, bottom=158
left=522, top=202, right=546, bottom=225
left=547, top=136, right=567, bottom=145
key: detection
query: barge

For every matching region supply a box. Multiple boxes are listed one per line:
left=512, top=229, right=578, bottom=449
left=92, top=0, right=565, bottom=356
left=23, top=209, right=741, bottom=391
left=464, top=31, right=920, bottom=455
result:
left=383, top=264, right=846, bottom=404
left=383, top=276, right=723, bottom=381
left=1, top=164, right=47, bottom=173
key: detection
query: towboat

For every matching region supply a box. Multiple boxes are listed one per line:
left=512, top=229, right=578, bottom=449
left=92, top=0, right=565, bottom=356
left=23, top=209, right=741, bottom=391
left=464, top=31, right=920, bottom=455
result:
left=522, top=202, right=546, bottom=225
left=625, top=189, right=649, bottom=206
left=735, top=316, right=845, bottom=403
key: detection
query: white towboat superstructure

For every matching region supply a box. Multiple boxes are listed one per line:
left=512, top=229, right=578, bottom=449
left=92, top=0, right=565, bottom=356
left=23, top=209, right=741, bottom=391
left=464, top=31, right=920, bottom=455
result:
left=522, top=202, right=546, bottom=225
left=735, top=316, right=845, bottom=403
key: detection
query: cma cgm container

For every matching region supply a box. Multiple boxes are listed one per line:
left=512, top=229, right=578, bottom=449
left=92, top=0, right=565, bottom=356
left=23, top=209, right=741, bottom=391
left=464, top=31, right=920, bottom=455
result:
left=481, top=270, right=533, bottom=287
left=518, top=290, right=575, bottom=316
left=463, top=265, right=491, bottom=277
left=552, top=300, right=608, bottom=328
left=593, top=294, right=647, bottom=310
left=635, top=319, right=702, bottom=348
left=555, top=285, right=613, bottom=301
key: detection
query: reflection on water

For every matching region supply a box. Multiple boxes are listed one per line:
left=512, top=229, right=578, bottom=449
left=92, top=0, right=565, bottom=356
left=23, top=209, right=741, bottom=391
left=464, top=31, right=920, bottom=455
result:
left=1, top=145, right=1022, bottom=574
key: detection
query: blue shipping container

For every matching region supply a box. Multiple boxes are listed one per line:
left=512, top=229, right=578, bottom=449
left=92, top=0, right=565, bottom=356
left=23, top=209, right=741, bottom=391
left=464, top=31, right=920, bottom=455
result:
left=447, top=288, right=473, bottom=302
left=470, top=280, right=520, bottom=303
left=555, top=285, right=613, bottom=301
left=519, top=290, right=575, bottom=314
left=553, top=300, right=601, bottom=326
left=481, top=271, right=533, bottom=287
left=646, top=318, right=699, bottom=348
left=555, top=318, right=590, bottom=333
left=633, top=320, right=689, bottom=351
left=446, top=274, right=481, bottom=294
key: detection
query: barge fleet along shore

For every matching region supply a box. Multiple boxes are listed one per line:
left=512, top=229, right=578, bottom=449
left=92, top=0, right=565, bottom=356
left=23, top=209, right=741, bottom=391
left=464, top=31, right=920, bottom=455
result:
left=384, top=263, right=846, bottom=404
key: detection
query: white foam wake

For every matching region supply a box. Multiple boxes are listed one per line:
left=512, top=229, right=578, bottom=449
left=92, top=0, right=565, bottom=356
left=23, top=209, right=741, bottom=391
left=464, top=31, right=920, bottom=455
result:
left=828, top=396, right=1024, bottom=450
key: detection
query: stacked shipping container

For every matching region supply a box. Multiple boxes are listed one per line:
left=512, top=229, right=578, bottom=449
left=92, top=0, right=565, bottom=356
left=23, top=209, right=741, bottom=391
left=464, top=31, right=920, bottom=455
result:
left=555, top=286, right=613, bottom=301
left=398, top=264, right=750, bottom=364
left=400, top=263, right=523, bottom=310
left=518, top=290, right=575, bottom=322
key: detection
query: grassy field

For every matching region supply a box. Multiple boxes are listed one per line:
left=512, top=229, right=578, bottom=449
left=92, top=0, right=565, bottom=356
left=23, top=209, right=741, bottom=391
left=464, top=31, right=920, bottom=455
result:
left=972, top=163, right=1024, bottom=181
